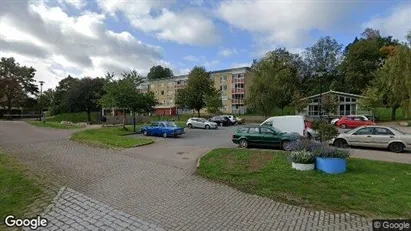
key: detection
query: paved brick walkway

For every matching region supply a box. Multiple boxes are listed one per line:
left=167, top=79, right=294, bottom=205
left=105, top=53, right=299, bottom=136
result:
left=0, top=121, right=372, bottom=230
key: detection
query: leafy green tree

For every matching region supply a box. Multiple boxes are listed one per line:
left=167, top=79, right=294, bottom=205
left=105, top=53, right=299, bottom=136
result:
left=174, top=66, right=214, bottom=117
left=205, top=89, right=223, bottom=114
left=407, top=31, right=411, bottom=46
left=0, top=57, right=38, bottom=114
left=65, top=77, right=106, bottom=122
left=50, top=75, right=79, bottom=115
left=100, top=70, right=157, bottom=130
left=321, top=94, right=339, bottom=119
left=247, top=48, right=301, bottom=117
left=371, top=44, right=411, bottom=120
left=147, top=65, right=174, bottom=80
left=302, top=36, right=343, bottom=95
left=290, top=91, right=309, bottom=114
left=359, top=87, right=382, bottom=116
left=340, top=28, right=398, bottom=94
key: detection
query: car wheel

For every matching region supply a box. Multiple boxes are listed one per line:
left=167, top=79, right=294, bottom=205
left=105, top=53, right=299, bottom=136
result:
left=340, top=124, right=347, bottom=129
left=205, top=125, right=210, bottom=130
left=281, top=140, right=291, bottom=151
left=389, top=142, right=404, bottom=153
left=239, top=139, right=248, bottom=148
left=333, top=138, right=348, bottom=148
left=187, top=123, right=193, bottom=128
left=143, top=130, right=148, bottom=136
left=162, top=132, right=168, bottom=138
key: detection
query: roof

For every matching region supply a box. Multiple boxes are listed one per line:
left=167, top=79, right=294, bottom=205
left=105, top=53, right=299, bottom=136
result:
left=301, top=90, right=365, bottom=100
left=146, top=66, right=250, bottom=83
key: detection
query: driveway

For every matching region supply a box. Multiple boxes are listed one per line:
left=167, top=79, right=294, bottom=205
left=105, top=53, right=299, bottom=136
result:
left=126, top=125, right=411, bottom=171
left=0, top=121, right=371, bottom=230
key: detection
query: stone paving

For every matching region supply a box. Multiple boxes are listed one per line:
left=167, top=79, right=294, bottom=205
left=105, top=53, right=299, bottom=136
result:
left=25, top=187, right=164, bottom=231
left=0, top=121, right=373, bottom=230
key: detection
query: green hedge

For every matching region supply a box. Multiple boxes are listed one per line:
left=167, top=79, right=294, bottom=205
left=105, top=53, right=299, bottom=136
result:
left=373, top=107, right=407, bottom=121
left=47, top=112, right=100, bottom=123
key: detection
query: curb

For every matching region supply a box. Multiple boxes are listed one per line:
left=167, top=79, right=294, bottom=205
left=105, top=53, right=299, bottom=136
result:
left=196, top=157, right=202, bottom=168
left=41, top=186, right=67, bottom=216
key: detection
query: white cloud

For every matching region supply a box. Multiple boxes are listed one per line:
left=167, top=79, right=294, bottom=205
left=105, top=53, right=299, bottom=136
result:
left=216, top=0, right=359, bottom=48
left=203, top=60, right=219, bottom=68
left=231, top=62, right=251, bottom=68
left=0, top=0, right=167, bottom=89
left=218, top=48, right=239, bottom=57
left=57, top=0, right=87, bottom=10
left=362, top=2, right=411, bottom=41
left=96, top=1, right=220, bottom=46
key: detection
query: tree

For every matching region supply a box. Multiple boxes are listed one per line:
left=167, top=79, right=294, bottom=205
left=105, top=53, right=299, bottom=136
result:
left=174, top=66, right=214, bottom=117
left=65, top=77, right=106, bottom=122
left=370, top=44, right=411, bottom=120
left=302, top=36, right=343, bottom=95
left=39, top=89, right=55, bottom=111
left=0, top=57, right=38, bottom=114
left=340, top=28, right=399, bottom=94
left=290, top=91, right=309, bottom=114
left=50, top=75, right=79, bottom=115
left=247, top=49, right=301, bottom=117
left=406, top=31, right=411, bottom=46
left=205, top=88, right=223, bottom=114
left=359, top=87, right=382, bottom=116
left=100, top=70, right=157, bottom=130
left=321, top=94, right=339, bottom=119
left=147, top=65, right=174, bottom=80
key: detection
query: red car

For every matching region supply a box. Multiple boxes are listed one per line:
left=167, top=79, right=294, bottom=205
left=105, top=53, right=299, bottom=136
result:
left=335, top=115, right=376, bottom=129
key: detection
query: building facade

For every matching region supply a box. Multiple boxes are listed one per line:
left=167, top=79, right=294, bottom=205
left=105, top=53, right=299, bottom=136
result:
left=298, top=90, right=368, bottom=119
left=143, top=67, right=253, bottom=116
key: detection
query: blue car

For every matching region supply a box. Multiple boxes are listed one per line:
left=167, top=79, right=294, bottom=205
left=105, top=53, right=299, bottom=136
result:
left=141, top=121, right=185, bottom=138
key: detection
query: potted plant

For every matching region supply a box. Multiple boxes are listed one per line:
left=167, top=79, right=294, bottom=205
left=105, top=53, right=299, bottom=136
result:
left=288, top=150, right=316, bottom=171
left=312, top=146, right=350, bottom=174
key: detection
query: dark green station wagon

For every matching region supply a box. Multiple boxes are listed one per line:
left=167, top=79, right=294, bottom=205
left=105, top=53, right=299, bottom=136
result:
left=231, top=125, right=301, bottom=150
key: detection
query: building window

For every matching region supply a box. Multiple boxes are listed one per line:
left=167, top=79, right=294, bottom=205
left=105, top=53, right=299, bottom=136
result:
left=223, top=85, right=227, bottom=90
left=161, top=91, right=164, bottom=95
left=352, top=98, right=357, bottom=102
left=239, top=73, right=244, bottom=78
left=339, top=96, right=345, bottom=102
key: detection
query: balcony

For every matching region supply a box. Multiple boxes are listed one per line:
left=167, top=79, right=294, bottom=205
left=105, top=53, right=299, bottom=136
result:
left=232, top=77, right=245, bottom=84
left=232, top=99, right=244, bottom=105
left=232, top=88, right=245, bottom=94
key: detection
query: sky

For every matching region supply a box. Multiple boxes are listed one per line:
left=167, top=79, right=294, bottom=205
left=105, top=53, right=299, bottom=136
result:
left=0, top=0, right=410, bottom=91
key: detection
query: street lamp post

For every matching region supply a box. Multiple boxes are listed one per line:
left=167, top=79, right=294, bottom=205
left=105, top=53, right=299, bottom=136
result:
left=39, top=81, right=44, bottom=121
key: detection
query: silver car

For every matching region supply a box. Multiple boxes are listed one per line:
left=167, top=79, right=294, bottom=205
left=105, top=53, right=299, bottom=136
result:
left=186, top=118, right=218, bottom=129
left=331, top=126, right=411, bottom=153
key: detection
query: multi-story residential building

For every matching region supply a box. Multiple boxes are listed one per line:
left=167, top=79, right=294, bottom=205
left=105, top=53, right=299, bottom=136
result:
left=145, top=66, right=253, bottom=116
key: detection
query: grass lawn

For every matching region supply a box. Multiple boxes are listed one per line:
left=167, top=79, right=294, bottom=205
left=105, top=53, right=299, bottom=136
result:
left=27, top=121, right=83, bottom=129
left=47, top=112, right=99, bottom=123
left=71, top=126, right=154, bottom=148
left=0, top=152, right=44, bottom=220
left=198, top=148, right=411, bottom=218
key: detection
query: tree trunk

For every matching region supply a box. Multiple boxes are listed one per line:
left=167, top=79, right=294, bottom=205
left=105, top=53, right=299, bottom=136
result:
left=133, top=110, right=136, bottom=132
left=87, top=110, right=91, bottom=123
left=391, top=107, right=398, bottom=121
left=123, top=108, right=126, bottom=129
left=197, top=109, right=200, bottom=117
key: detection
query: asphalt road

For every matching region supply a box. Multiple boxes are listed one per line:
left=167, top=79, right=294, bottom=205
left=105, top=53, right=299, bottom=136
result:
left=129, top=124, right=411, bottom=170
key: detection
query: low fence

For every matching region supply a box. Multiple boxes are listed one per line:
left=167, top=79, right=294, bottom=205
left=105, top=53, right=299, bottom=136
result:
left=105, top=115, right=151, bottom=125
left=1, top=114, right=42, bottom=120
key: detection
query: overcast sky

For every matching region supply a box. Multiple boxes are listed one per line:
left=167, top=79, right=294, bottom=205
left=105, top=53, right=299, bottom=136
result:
left=1, top=0, right=410, bottom=90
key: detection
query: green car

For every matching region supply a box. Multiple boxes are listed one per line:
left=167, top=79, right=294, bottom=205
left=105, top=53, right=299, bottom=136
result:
left=232, top=125, right=301, bottom=150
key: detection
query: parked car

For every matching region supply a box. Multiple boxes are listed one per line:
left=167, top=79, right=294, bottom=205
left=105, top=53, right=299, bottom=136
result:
left=221, top=115, right=238, bottom=125
left=232, top=125, right=301, bottom=150
left=330, top=117, right=340, bottom=125
left=331, top=126, right=411, bottom=153
left=261, top=115, right=314, bottom=138
left=186, top=117, right=218, bottom=129
left=141, top=121, right=185, bottom=138
left=209, top=116, right=232, bottom=126
left=365, top=115, right=379, bottom=122
left=335, top=115, right=375, bottom=128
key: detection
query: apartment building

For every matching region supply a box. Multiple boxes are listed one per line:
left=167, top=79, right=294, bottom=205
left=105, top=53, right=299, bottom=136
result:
left=143, top=66, right=253, bottom=116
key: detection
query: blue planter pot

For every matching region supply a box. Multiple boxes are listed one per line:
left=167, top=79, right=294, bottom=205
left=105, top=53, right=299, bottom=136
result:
left=316, top=157, right=347, bottom=174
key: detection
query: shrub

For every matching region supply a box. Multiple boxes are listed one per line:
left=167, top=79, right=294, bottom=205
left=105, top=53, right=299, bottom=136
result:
left=286, top=139, right=323, bottom=152
left=312, top=146, right=351, bottom=159
left=288, top=150, right=316, bottom=164
left=312, top=121, right=339, bottom=142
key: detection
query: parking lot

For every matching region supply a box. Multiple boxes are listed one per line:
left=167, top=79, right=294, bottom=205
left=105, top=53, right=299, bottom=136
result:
left=126, top=124, right=411, bottom=171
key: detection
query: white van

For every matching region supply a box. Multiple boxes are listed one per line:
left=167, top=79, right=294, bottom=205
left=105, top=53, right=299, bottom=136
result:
left=260, top=115, right=308, bottom=137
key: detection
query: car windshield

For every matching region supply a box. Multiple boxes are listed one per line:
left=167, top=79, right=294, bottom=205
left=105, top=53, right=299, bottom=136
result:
left=166, top=122, right=177, bottom=127
left=390, top=127, right=406, bottom=134
left=271, top=126, right=283, bottom=134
